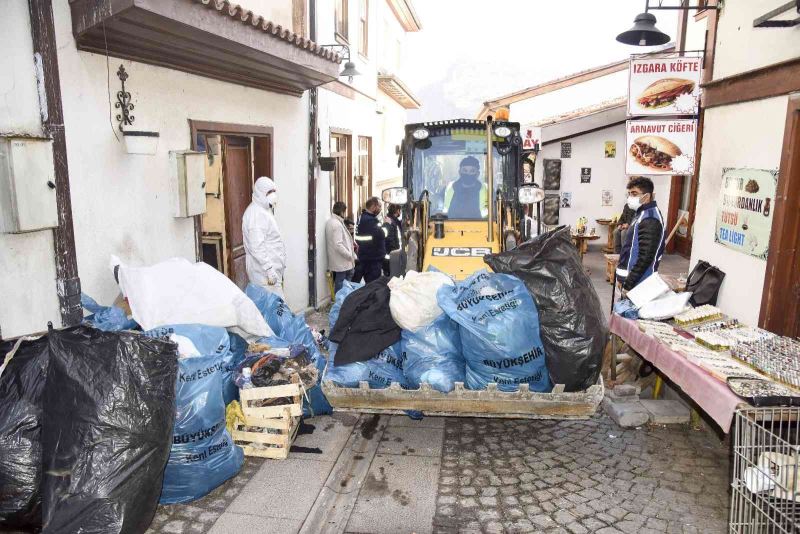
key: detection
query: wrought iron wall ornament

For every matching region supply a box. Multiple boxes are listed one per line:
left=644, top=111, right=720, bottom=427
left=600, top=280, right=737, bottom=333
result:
left=115, top=65, right=134, bottom=130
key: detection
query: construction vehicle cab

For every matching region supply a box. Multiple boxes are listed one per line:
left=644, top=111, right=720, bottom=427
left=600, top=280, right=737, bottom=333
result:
left=383, top=117, right=545, bottom=280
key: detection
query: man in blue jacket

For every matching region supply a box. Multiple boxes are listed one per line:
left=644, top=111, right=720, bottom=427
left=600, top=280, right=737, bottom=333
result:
left=616, top=176, right=666, bottom=292
left=356, top=197, right=388, bottom=283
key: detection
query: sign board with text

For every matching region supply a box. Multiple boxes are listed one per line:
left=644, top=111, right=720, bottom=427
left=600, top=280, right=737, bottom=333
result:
left=625, top=119, right=697, bottom=176
left=521, top=125, right=542, bottom=152
left=628, top=57, right=702, bottom=116
left=714, top=168, right=777, bottom=260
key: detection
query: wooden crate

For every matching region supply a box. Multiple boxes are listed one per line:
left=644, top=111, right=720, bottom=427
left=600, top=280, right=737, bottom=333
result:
left=231, top=377, right=303, bottom=460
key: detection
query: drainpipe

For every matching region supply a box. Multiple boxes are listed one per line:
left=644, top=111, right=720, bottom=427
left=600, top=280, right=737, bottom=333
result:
left=28, top=0, right=82, bottom=327
left=307, top=0, right=319, bottom=309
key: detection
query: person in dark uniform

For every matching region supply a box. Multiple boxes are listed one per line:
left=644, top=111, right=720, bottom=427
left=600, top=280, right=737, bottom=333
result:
left=382, top=204, right=403, bottom=275
left=356, top=197, right=387, bottom=283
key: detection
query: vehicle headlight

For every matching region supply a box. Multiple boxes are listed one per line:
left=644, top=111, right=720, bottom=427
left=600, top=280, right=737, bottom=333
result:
left=412, top=128, right=430, bottom=140
left=518, top=185, right=545, bottom=204
left=493, top=126, right=512, bottom=138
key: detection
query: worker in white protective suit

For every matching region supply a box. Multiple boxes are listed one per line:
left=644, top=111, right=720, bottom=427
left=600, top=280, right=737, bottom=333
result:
left=243, top=177, right=286, bottom=298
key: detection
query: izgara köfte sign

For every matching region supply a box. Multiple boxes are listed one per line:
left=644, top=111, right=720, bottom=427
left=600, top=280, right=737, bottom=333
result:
left=628, top=57, right=702, bottom=116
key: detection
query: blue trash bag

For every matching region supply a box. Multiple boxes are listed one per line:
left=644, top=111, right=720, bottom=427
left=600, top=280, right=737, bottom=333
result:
left=80, top=293, right=138, bottom=331
left=437, top=270, right=552, bottom=393
left=245, top=284, right=332, bottom=417
left=145, top=324, right=242, bottom=406
left=401, top=315, right=465, bottom=393
left=142, top=328, right=244, bottom=504
left=326, top=281, right=406, bottom=389
left=613, top=298, right=640, bottom=320
left=226, top=333, right=248, bottom=405
left=326, top=341, right=408, bottom=389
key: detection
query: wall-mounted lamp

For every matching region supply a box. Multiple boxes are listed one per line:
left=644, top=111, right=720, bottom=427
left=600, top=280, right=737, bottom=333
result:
left=115, top=65, right=160, bottom=155
left=318, top=44, right=361, bottom=83
left=617, top=1, right=721, bottom=46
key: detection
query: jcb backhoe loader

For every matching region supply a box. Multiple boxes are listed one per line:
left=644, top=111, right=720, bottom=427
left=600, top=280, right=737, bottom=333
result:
left=322, top=116, right=603, bottom=419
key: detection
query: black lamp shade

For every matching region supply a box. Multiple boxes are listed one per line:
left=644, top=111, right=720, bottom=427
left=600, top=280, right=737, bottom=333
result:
left=340, top=61, right=361, bottom=78
left=616, top=12, right=671, bottom=46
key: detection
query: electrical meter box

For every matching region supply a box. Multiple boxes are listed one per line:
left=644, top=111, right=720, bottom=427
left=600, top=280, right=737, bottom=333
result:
left=0, top=136, right=58, bottom=233
left=170, top=150, right=207, bottom=217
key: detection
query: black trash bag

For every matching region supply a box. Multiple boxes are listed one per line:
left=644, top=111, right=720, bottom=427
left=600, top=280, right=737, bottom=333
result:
left=485, top=226, right=607, bottom=392
left=41, top=326, right=178, bottom=534
left=0, top=336, right=49, bottom=530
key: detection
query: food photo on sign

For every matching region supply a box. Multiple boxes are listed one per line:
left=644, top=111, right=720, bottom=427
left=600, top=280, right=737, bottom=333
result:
left=625, top=119, right=697, bottom=176
left=628, top=56, right=702, bottom=116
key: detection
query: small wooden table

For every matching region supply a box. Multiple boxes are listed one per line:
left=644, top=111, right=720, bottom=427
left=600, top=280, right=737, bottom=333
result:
left=596, top=219, right=619, bottom=254
left=571, top=233, right=601, bottom=265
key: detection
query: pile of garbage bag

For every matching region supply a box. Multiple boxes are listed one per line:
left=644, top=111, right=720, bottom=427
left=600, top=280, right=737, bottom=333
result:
left=0, top=326, right=178, bottom=533
left=485, top=226, right=607, bottom=392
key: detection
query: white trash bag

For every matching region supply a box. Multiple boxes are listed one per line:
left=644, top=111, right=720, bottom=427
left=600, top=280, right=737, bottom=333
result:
left=114, top=256, right=273, bottom=339
left=388, top=271, right=454, bottom=332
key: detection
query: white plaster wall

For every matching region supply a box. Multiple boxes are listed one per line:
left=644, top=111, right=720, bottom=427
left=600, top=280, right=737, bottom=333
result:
left=315, top=87, right=379, bottom=305
left=510, top=71, right=629, bottom=124
left=0, top=4, right=62, bottom=338
left=534, top=124, right=671, bottom=247
left=374, top=91, right=406, bottom=192
left=714, top=0, right=800, bottom=80
left=684, top=13, right=708, bottom=53
left=690, top=96, right=788, bottom=325
left=237, top=0, right=294, bottom=29
left=49, top=0, right=310, bottom=313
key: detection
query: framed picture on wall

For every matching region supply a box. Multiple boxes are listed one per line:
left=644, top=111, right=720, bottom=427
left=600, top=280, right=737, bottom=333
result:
left=543, top=159, right=562, bottom=190
left=543, top=193, right=561, bottom=225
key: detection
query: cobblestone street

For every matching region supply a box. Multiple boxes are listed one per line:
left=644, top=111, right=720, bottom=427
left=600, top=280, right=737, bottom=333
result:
left=433, top=417, right=730, bottom=534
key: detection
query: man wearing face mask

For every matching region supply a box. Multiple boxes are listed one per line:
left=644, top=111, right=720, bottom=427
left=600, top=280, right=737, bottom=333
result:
left=616, top=176, right=666, bottom=292
left=242, top=176, right=286, bottom=298
left=444, top=156, right=489, bottom=219
left=355, top=197, right=388, bottom=283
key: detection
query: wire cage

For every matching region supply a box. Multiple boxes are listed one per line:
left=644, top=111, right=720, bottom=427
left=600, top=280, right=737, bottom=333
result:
left=730, top=407, right=800, bottom=533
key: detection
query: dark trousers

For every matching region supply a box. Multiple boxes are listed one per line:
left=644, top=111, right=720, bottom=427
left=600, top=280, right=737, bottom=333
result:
left=361, top=260, right=383, bottom=283
left=332, top=269, right=354, bottom=294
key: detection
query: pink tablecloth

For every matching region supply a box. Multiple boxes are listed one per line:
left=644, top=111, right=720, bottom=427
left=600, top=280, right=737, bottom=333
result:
left=609, top=314, right=743, bottom=433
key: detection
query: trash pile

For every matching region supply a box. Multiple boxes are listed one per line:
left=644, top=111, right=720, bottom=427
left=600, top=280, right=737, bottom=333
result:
left=0, top=327, right=178, bottom=533
left=324, top=229, right=607, bottom=394
left=1, top=257, right=332, bottom=532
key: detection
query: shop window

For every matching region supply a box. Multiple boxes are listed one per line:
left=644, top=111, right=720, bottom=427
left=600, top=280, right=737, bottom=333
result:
left=358, top=0, right=369, bottom=57
left=335, top=0, right=349, bottom=42
left=355, top=136, right=372, bottom=213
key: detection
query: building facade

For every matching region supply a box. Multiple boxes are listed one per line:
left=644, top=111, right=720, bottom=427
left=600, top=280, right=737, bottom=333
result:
left=0, top=0, right=420, bottom=340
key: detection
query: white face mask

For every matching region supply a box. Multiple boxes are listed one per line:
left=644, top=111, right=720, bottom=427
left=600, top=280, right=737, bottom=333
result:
left=267, top=191, right=278, bottom=206
left=627, top=195, right=642, bottom=211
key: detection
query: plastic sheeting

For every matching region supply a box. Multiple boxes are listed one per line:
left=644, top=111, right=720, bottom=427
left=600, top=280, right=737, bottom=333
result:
left=437, top=271, right=551, bottom=393
left=80, top=293, right=138, bottom=332
left=116, top=257, right=272, bottom=340
left=0, top=337, right=48, bottom=530
left=139, top=325, right=244, bottom=505
left=41, top=326, right=178, bottom=534
left=401, top=315, right=465, bottom=393
left=485, top=226, right=607, bottom=392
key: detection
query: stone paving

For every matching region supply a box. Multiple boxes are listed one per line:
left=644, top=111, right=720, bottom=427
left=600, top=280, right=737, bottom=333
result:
left=432, top=416, right=730, bottom=534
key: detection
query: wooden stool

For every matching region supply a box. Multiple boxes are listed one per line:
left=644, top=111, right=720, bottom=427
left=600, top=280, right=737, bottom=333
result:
left=604, top=254, right=619, bottom=283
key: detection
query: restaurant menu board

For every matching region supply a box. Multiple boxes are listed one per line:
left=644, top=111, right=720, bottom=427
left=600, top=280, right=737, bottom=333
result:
left=628, top=57, right=702, bottom=116
left=715, top=168, right=778, bottom=260
left=625, top=119, right=697, bottom=176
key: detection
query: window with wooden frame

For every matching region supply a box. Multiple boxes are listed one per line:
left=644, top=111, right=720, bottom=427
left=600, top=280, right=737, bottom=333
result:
left=358, top=0, right=369, bottom=57
left=357, top=136, right=372, bottom=200
left=335, top=0, right=349, bottom=42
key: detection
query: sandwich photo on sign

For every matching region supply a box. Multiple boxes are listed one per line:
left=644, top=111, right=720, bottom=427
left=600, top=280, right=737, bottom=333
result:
left=628, top=57, right=702, bottom=116
left=625, top=119, right=697, bottom=176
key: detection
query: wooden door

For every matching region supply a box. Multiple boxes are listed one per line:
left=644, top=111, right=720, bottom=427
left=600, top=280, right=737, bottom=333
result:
left=666, top=174, right=695, bottom=257
left=760, top=96, right=800, bottom=337
left=222, top=136, right=253, bottom=289
left=330, top=133, right=352, bottom=220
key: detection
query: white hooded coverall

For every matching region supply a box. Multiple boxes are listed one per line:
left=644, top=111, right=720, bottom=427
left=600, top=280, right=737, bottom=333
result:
left=242, top=177, right=286, bottom=298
